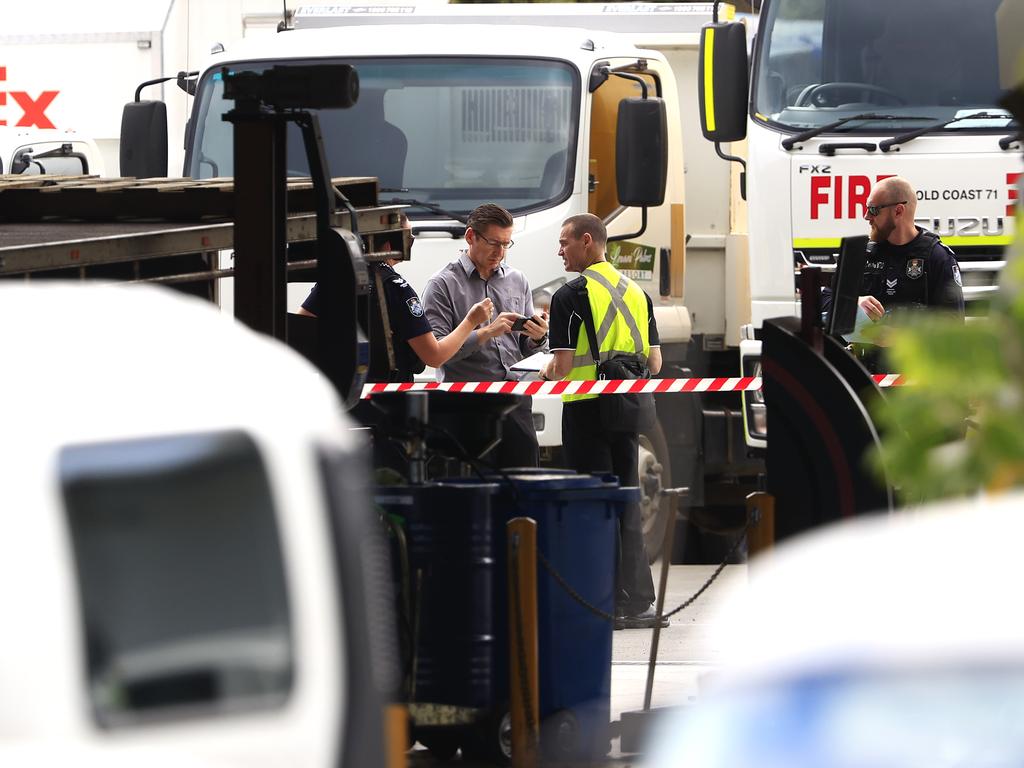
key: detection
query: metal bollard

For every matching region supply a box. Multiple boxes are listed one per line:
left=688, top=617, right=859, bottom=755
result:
left=507, top=517, right=539, bottom=768
left=644, top=486, right=688, bottom=712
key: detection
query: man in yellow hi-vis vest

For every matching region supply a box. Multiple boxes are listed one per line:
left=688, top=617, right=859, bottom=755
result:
left=540, top=213, right=666, bottom=630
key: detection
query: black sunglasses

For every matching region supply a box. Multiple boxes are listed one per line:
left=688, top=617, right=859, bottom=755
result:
left=866, top=200, right=907, bottom=217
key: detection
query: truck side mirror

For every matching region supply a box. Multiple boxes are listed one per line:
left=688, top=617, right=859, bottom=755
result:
left=120, top=101, right=168, bottom=178
left=698, top=21, right=749, bottom=143
left=615, top=97, right=667, bottom=207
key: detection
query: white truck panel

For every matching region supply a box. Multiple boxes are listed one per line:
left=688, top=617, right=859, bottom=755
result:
left=1, top=3, right=173, bottom=176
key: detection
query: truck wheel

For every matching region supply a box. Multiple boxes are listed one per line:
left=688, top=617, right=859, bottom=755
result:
left=639, top=422, right=673, bottom=564
left=463, top=707, right=512, bottom=765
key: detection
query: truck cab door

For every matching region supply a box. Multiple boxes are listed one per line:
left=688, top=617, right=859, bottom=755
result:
left=588, top=66, right=660, bottom=218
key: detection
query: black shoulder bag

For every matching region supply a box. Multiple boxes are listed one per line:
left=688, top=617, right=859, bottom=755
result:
left=574, top=281, right=656, bottom=432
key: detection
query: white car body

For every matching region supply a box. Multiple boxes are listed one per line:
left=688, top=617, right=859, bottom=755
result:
left=0, top=283, right=393, bottom=766
left=647, top=493, right=1024, bottom=766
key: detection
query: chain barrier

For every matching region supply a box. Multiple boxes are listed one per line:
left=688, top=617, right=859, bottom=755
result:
left=663, top=523, right=748, bottom=619
left=401, top=422, right=751, bottom=626
left=536, top=549, right=616, bottom=622
left=535, top=522, right=751, bottom=625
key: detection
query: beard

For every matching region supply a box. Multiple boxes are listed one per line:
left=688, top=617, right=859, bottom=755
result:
left=871, top=219, right=894, bottom=243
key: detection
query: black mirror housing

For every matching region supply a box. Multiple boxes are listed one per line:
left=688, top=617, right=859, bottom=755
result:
left=615, top=97, right=668, bottom=208
left=119, top=100, right=168, bottom=178
left=698, top=21, right=749, bottom=143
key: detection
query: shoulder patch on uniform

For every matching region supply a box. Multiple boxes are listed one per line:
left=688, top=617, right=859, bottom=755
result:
left=406, top=297, right=424, bottom=317
left=953, top=263, right=963, bottom=287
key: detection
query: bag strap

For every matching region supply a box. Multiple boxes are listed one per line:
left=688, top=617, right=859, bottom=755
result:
left=573, top=279, right=601, bottom=366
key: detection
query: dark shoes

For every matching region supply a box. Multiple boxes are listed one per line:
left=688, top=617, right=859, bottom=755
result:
left=614, top=605, right=670, bottom=630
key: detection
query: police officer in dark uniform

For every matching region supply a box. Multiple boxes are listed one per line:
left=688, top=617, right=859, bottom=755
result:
left=299, top=220, right=493, bottom=469
left=824, top=176, right=964, bottom=369
left=298, top=219, right=493, bottom=382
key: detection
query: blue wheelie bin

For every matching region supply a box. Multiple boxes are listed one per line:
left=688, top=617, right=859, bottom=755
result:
left=491, top=472, right=639, bottom=762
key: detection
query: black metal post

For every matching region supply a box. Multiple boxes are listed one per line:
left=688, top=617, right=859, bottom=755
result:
left=226, top=101, right=288, bottom=340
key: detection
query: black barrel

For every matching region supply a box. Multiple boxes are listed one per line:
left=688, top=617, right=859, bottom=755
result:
left=381, top=482, right=501, bottom=708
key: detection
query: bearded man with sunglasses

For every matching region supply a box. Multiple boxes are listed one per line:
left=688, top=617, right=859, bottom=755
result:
left=831, top=176, right=964, bottom=322
left=422, top=203, right=549, bottom=467
left=823, top=176, right=963, bottom=371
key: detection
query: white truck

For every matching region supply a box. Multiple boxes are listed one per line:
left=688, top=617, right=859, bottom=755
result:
left=697, top=0, right=1024, bottom=448
left=0, top=127, right=105, bottom=176
left=158, top=2, right=744, bottom=557
left=0, top=0, right=189, bottom=176
left=4, top=1, right=453, bottom=177
left=0, top=282, right=401, bottom=767
left=132, top=1, right=1023, bottom=555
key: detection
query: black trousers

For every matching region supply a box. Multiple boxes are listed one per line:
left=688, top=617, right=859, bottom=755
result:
left=562, top=398, right=655, bottom=612
left=492, top=395, right=539, bottom=469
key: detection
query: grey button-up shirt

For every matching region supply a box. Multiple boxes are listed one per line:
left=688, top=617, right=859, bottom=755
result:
left=421, top=252, right=548, bottom=382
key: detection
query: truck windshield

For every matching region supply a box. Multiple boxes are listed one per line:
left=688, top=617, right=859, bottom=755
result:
left=189, top=57, right=578, bottom=217
left=754, top=0, right=1015, bottom=132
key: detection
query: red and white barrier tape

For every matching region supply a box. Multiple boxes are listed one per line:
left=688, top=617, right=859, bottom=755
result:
left=361, top=374, right=905, bottom=399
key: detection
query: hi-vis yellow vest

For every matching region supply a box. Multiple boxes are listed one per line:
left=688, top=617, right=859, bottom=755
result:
left=563, top=261, right=650, bottom=403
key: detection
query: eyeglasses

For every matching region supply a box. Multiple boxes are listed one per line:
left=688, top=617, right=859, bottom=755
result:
left=866, top=201, right=907, bottom=217
left=473, top=230, right=514, bottom=250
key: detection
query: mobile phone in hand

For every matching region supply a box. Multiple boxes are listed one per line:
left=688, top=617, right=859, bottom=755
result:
left=511, top=315, right=531, bottom=332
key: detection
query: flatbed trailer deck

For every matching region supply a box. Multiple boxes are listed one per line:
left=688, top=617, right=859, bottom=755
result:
left=0, top=174, right=405, bottom=281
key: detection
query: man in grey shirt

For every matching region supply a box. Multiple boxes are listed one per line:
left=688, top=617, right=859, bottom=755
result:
left=422, top=203, right=549, bottom=467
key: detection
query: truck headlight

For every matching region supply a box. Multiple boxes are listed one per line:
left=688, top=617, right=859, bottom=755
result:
left=740, top=338, right=766, bottom=449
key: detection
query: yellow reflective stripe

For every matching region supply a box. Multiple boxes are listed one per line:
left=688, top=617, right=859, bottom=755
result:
left=793, top=238, right=841, bottom=249
left=571, top=354, right=593, bottom=368
left=941, top=235, right=1013, bottom=247
left=703, top=27, right=716, bottom=133
left=793, top=236, right=1012, bottom=249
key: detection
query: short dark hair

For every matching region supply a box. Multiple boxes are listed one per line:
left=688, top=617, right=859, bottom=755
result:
left=562, top=213, right=607, bottom=249
left=467, top=203, right=513, bottom=233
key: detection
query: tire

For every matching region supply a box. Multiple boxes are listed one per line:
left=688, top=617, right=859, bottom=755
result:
left=638, top=421, right=674, bottom=564
left=462, top=707, right=512, bottom=765
left=540, top=709, right=580, bottom=762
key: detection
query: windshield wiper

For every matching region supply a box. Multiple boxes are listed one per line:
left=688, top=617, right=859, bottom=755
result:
left=999, top=132, right=1021, bottom=150
left=781, top=113, right=933, bottom=151
left=381, top=193, right=468, bottom=225
left=880, top=111, right=1013, bottom=152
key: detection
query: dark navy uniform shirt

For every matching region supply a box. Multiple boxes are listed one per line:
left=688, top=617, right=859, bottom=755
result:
left=302, top=262, right=432, bottom=382
left=823, top=227, right=965, bottom=319
left=861, top=228, right=964, bottom=315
